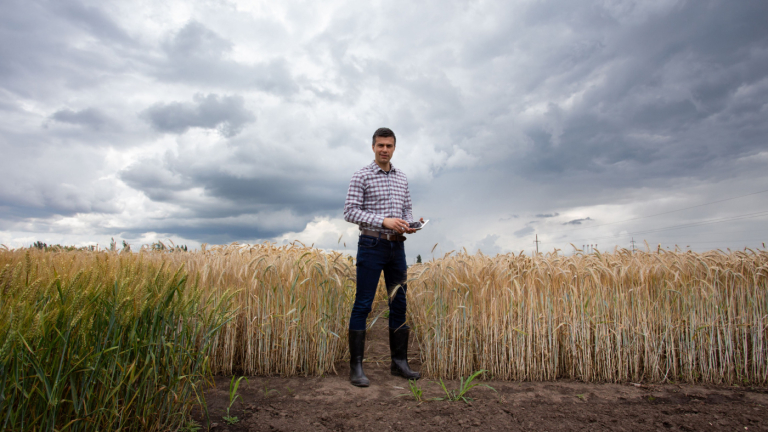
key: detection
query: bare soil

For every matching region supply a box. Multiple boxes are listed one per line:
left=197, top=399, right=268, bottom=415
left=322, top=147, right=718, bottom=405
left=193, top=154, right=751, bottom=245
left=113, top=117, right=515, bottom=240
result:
left=195, top=311, right=768, bottom=432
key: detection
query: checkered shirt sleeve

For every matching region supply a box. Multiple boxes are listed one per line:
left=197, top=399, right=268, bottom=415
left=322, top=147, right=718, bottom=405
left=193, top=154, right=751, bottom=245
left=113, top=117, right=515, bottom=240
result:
left=343, top=161, right=417, bottom=235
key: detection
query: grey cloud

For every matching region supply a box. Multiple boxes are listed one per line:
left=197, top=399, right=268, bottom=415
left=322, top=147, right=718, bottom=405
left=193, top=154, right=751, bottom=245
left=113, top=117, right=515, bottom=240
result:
left=50, top=108, right=112, bottom=130
left=476, top=234, right=502, bottom=255
left=155, top=21, right=298, bottom=95
left=2, top=0, right=768, bottom=253
left=50, top=0, right=134, bottom=46
left=141, top=94, right=255, bottom=137
left=0, top=0, right=143, bottom=100
left=514, top=226, right=534, bottom=238
left=116, top=137, right=351, bottom=242
left=536, top=212, right=559, bottom=218
left=461, top=1, right=768, bottom=187
left=120, top=162, right=346, bottom=220
left=563, top=217, right=592, bottom=225
left=116, top=216, right=306, bottom=245
left=165, top=21, right=232, bottom=61
left=0, top=177, right=120, bottom=220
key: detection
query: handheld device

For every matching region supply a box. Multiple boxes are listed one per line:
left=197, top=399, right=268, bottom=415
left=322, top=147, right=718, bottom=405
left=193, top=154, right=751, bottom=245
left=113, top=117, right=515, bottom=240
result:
left=410, top=219, right=429, bottom=230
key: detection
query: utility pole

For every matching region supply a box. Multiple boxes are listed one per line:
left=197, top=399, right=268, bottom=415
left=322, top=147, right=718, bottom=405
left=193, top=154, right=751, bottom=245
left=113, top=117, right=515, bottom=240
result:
left=534, top=234, right=540, bottom=255
left=630, top=237, right=636, bottom=253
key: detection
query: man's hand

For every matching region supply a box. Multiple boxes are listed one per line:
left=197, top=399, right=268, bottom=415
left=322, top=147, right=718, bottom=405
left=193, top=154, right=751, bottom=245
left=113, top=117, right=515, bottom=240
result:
left=383, top=218, right=411, bottom=234
left=384, top=217, right=424, bottom=234
left=407, top=217, right=425, bottom=234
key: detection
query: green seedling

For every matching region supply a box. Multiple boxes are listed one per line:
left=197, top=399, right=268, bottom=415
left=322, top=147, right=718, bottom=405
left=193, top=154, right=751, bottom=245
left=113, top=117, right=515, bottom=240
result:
left=180, top=419, right=202, bottom=432
left=398, top=379, right=425, bottom=403
left=263, top=382, right=281, bottom=398
left=435, top=370, right=496, bottom=404
left=223, top=376, right=248, bottom=425
left=576, top=394, right=585, bottom=400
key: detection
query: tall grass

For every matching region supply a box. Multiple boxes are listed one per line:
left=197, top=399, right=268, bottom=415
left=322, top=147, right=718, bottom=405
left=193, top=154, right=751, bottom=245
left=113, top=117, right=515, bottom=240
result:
left=409, top=247, right=768, bottom=385
left=0, top=249, right=234, bottom=431
left=3, top=243, right=765, bottom=430
left=170, top=242, right=356, bottom=376
left=0, top=243, right=356, bottom=430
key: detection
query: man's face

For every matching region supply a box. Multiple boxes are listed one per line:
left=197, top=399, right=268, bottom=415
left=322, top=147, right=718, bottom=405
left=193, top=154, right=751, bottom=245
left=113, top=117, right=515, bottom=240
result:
left=373, top=136, right=396, bottom=166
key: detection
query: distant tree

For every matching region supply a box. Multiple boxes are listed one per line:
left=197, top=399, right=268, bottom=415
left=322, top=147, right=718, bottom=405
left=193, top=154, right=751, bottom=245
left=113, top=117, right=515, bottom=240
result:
left=122, top=240, right=132, bottom=253
left=416, top=254, right=422, bottom=264
left=109, top=237, right=117, bottom=252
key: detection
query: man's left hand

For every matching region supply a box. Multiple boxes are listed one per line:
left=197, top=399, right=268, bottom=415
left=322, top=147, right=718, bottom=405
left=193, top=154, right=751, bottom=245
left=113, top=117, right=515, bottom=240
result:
left=404, top=217, right=425, bottom=234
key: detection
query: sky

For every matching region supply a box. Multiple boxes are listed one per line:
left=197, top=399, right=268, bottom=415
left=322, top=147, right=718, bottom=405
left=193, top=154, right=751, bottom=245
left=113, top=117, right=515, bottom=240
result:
left=1, top=0, right=767, bottom=259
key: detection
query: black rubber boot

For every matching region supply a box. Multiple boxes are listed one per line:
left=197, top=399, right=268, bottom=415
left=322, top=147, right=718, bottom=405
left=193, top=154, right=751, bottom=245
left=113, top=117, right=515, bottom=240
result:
left=349, top=330, right=370, bottom=387
left=390, top=327, right=421, bottom=380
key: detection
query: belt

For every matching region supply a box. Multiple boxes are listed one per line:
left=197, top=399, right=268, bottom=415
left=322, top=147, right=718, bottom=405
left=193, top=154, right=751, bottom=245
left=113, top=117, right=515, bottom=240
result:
left=360, top=229, right=407, bottom=242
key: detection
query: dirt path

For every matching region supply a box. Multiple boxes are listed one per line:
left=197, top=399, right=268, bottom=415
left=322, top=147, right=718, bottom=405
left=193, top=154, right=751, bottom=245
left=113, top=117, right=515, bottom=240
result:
left=197, top=309, right=768, bottom=431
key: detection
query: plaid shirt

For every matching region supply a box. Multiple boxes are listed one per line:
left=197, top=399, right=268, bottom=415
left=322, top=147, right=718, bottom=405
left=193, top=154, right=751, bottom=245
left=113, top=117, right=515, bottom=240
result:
left=344, top=161, right=418, bottom=235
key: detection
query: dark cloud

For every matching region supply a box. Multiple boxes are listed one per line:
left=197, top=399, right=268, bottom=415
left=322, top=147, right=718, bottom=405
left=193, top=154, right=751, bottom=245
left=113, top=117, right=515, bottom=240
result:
left=0, top=0, right=142, bottom=100
left=563, top=217, right=592, bottom=225
left=50, top=108, right=112, bottom=130
left=2, top=0, right=767, bottom=252
left=116, top=139, right=350, bottom=241
left=141, top=94, right=255, bottom=137
left=114, top=215, right=307, bottom=245
left=155, top=21, right=299, bottom=95
left=514, top=226, right=534, bottom=238
left=50, top=0, right=134, bottom=46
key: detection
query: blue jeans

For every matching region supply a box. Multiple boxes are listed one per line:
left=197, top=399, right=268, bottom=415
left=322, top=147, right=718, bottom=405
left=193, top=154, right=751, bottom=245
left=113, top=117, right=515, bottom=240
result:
left=349, top=235, right=409, bottom=331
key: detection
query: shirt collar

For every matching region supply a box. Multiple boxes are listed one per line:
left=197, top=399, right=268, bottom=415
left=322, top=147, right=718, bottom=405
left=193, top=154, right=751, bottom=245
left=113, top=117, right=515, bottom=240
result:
left=369, top=160, right=396, bottom=174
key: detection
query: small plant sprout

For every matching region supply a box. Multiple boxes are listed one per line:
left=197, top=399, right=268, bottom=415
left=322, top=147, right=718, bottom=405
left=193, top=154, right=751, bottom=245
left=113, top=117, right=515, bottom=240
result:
left=436, top=370, right=496, bottom=403
left=398, top=379, right=425, bottom=403
left=263, top=382, right=281, bottom=398
left=223, top=376, right=248, bottom=425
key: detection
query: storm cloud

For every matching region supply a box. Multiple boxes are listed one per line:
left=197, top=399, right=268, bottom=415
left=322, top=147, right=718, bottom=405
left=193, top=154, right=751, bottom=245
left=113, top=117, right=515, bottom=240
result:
left=564, top=217, right=593, bottom=226
left=50, top=108, right=113, bottom=130
left=1, top=0, right=767, bottom=255
left=141, top=94, right=255, bottom=137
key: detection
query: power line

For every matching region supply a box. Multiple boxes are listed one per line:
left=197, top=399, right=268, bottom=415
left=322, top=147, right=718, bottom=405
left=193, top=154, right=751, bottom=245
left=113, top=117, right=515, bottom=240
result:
left=545, top=188, right=768, bottom=235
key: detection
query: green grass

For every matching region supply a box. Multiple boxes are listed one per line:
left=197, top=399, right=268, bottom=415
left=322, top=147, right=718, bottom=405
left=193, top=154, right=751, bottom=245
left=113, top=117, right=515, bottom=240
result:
left=0, top=251, right=235, bottom=431
left=435, top=370, right=496, bottom=403
left=223, top=376, right=248, bottom=425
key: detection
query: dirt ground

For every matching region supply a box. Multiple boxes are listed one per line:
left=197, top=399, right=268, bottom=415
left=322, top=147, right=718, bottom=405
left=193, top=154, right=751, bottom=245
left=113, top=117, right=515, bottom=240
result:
left=196, top=312, right=768, bottom=432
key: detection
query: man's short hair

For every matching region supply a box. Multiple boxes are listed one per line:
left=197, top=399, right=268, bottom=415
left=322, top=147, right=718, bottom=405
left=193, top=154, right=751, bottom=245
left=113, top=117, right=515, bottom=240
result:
left=372, top=127, right=396, bottom=146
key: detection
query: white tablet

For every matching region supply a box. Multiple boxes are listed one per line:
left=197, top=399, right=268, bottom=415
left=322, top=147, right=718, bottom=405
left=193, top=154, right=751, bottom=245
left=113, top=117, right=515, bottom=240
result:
left=410, top=220, right=429, bottom=230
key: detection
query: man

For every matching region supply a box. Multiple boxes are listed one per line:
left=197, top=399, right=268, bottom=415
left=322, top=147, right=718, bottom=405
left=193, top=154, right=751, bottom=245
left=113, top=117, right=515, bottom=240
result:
left=343, top=127, right=424, bottom=387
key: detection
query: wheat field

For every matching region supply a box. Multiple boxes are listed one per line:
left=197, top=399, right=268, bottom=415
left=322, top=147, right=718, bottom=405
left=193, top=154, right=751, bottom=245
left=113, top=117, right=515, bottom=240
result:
left=2, top=243, right=766, bottom=429
left=0, top=243, right=355, bottom=430
left=408, top=247, right=768, bottom=384
left=172, top=242, right=356, bottom=376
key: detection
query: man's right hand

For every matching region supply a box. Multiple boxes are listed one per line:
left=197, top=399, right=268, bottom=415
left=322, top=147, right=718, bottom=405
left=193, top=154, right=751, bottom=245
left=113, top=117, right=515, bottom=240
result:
left=383, top=218, right=410, bottom=234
